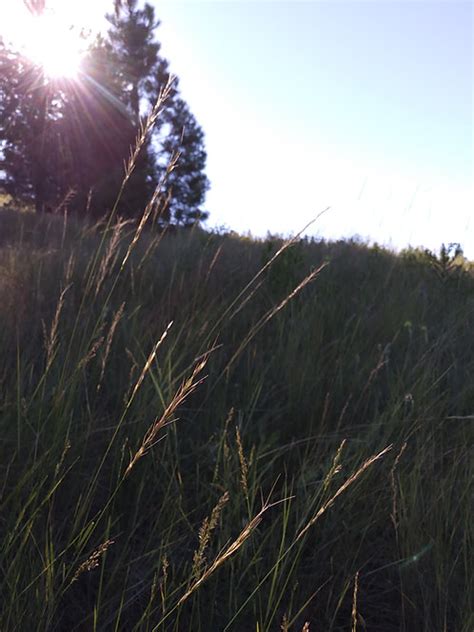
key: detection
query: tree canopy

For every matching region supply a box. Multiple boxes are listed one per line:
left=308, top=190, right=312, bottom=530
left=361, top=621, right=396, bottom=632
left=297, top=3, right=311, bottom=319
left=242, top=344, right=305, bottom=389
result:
left=0, top=0, right=209, bottom=225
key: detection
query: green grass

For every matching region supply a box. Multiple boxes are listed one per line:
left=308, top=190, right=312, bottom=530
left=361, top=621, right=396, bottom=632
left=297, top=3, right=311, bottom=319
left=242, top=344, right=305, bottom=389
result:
left=0, top=206, right=472, bottom=631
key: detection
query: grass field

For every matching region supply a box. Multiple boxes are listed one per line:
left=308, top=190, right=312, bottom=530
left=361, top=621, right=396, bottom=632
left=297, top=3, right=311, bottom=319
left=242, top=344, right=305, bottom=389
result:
left=0, top=206, right=472, bottom=631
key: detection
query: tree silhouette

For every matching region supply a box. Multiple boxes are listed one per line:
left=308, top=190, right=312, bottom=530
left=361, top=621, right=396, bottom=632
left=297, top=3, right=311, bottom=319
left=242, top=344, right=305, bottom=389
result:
left=159, top=97, right=209, bottom=226
left=106, top=0, right=209, bottom=225
left=0, top=2, right=209, bottom=225
left=0, top=41, right=56, bottom=212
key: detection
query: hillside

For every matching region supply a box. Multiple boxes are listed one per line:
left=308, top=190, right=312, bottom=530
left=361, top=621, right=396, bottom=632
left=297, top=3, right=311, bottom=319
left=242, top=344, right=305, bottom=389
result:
left=0, top=207, right=472, bottom=631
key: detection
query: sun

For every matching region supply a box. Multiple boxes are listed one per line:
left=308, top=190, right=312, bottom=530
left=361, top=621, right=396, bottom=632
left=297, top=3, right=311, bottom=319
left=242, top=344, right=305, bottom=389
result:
left=1, top=4, right=88, bottom=79
left=23, top=15, right=86, bottom=79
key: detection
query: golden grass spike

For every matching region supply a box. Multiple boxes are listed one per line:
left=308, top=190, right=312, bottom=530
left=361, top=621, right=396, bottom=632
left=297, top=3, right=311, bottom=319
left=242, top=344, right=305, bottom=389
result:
left=125, top=346, right=211, bottom=476
left=235, top=426, right=249, bottom=501
left=297, top=444, right=392, bottom=542
left=192, top=491, right=230, bottom=579
left=224, top=262, right=328, bottom=375
left=44, top=284, right=71, bottom=372
left=176, top=501, right=270, bottom=608
left=72, top=539, right=114, bottom=583
left=351, top=570, right=360, bottom=632
left=94, top=220, right=125, bottom=297
left=97, top=302, right=126, bottom=392
left=126, top=321, right=173, bottom=410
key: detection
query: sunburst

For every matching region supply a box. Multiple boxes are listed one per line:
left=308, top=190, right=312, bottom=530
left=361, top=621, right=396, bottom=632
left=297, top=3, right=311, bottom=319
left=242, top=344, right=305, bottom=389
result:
left=1, top=3, right=88, bottom=79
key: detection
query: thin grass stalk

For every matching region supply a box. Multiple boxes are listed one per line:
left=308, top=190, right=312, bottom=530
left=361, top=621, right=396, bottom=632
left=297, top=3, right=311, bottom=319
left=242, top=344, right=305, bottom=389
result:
left=77, top=321, right=173, bottom=511
left=235, top=427, right=250, bottom=505
left=96, top=302, right=126, bottom=392
left=191, top=491, right=230, bottom=580
left=154, top=498, right=285, bottom=630
left=56, top=345, right=213, bottom=601
left=286, top=579, right=332, bottom=628
left=223, top=444, right=392, bottom=630
left=223, top=262, right=328, bottom=375
left=26, top=325, right=175, bottom=598
left=56, top=81, right=174, bottom=392
left=201, top=209, right=330, bottom=350
left=120, top=151, right=180, bottom=273
left=43, top=284, right=71, bottom=373
left=351, top=570, right=360, bottom=632
left=296, top=444, right=392, bottom=542
left=125, top=348, right=211, bottom=476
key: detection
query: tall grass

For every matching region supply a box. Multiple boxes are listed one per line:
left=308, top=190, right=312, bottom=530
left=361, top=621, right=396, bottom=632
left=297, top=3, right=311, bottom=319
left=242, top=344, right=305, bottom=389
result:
left=0, top=201, right=472, bottom=630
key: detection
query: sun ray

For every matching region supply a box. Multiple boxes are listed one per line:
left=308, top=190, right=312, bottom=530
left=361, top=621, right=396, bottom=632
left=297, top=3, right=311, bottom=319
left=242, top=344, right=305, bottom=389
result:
left=1, top=3, right=88, bottom=79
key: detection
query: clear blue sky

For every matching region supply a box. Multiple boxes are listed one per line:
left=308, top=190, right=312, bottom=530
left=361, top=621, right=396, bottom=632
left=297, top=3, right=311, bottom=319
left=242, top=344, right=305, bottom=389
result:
left=152, top=0, right=473, bottom=255
left=5, top=0, right=471, bottom=254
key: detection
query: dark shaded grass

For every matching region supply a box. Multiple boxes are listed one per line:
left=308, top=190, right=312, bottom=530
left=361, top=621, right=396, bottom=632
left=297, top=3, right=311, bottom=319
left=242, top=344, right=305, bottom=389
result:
left=0, top=208, right=472, bottom=631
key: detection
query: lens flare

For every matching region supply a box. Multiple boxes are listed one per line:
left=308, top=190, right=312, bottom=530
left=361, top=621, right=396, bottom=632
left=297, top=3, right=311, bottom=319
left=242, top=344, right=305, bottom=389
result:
left=1, top=4, right=87, bottom=79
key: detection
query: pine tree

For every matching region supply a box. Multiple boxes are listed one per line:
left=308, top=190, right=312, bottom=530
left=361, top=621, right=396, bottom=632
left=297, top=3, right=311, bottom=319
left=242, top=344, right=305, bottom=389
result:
left=0, top=1, right=68, bottom=213
left=106, top=0, right=209, bottom=225
left=0, top=38, right=63, bottom=212
left=0, top=32, right=136, bottom=217
left=106, top=0, right=167, bottom=123
left=0, top=1, right=210, bottom=225
left=159, top=97, right=209, bottom=226
left=56, top=37, right=137, bottom=216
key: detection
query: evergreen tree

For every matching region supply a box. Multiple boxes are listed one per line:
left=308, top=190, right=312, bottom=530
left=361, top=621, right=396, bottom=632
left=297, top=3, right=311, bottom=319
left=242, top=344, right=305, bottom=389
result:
left=159, top=97, right=209, bottom=226
left=0, top=38, right=63, bottom=212
left=107, top=0, right=166, bottom=122
left=101, top=0, right=169, bottom=218
left=56, top=37, right=138, bottom=216
left=0, top=29, right=141, bottom=217
left=0, top=0, right=210, bottom=225
left=106, top=0, right=209, bottom=225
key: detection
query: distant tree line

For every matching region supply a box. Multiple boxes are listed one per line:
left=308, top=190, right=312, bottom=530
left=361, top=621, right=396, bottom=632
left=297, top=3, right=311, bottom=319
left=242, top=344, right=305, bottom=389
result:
left=0, top=0, right=209, bottom=226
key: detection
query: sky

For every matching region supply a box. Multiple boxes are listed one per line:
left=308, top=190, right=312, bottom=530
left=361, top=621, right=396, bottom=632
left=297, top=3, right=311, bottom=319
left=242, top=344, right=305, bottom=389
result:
left=154, top=0, right=473, bottom=255
left=2, top=0, right=473, bottom=255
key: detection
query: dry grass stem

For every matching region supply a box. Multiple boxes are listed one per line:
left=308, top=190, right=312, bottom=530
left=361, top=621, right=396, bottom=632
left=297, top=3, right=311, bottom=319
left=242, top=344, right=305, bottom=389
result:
left=192, top=491, right=230, bottom=579
left=78, top=334, right=104, bottom=371
left=54, top=439, right=71, bottom=477
left=44, top=284, right=71, bottom=371
left=322, top=439, right=346, bottom=495
left=121, top=151, right=179, bottom=272
left=53, top=187, right=76, bottom=215
left=97, top=302, right=125, bottom=391
left=297, top=444, right=392, bottom=541
left=206, top=209, right=330, bottom=340
left=125, top=349, right=210, bottom=476
left=358, top=346, right=390, bottom=405
left=123, top=78, right=174, bottom=185
left=65, top=253, right=75, bottom=285
left=72, top=539, right=114, bottom=583
left=205, top=243, right=224, bottom=284
left=235, top=427, right=249, bottom=501
left=94, top=220, right=126, bottom=296
left=126, top=321, right=173, bottom=410
left=227, top=279, right=265, bottom=320
left=351, top=570, right=360, bottom=632
left=390, top=442, right=407, bottom=537
left=177, top=500, right=272, bottom=608
left=61, top=209, right=68, bottom=249
left=225, top=262, right=328, bottom=374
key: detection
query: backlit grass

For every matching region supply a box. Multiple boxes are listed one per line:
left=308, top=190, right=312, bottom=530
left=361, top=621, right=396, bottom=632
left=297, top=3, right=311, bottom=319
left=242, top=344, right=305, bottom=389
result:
left=0, top=206, right=472, bottom=631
